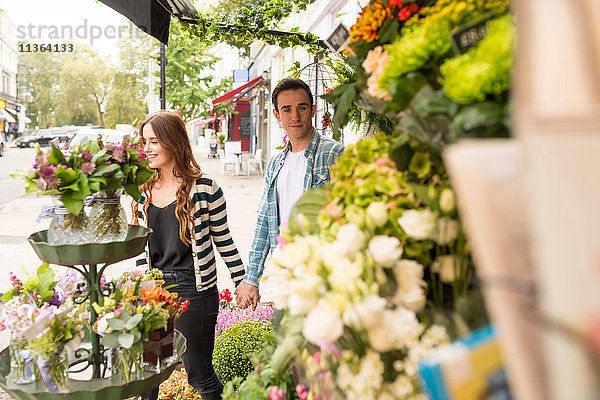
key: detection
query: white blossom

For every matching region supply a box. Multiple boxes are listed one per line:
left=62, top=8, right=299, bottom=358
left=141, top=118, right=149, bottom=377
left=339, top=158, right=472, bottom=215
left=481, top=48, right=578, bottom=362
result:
left=397, top=209, right=437, bottom=240
left=336, top=223, right=366, bottom=254
left=431, top=255, right=464, bottom=283
left=302, top=298, right=344, bottom=344
left=366, top=201, right=388, bottom=228
left=368, top=235, right=403, bottom=267
left=432, top=217, right=460, bottom=245
left=343, top=295, right=387, bottom=330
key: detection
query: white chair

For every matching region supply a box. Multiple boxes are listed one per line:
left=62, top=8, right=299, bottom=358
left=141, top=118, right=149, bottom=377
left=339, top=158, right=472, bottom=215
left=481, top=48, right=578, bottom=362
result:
left=219, top=148, right=239, bottom=176
left=224, top=141, right=242, bottom=175
left=246, top=148, right=263, bottom=176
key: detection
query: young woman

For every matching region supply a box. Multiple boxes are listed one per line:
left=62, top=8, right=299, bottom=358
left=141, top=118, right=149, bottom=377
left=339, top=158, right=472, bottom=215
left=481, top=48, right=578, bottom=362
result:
left=133, top=111, right=245, bottom=400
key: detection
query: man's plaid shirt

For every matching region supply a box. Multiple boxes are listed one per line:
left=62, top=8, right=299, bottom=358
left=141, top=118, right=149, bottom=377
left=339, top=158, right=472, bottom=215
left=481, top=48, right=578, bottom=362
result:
left=244, top=130, right=345, bottom=286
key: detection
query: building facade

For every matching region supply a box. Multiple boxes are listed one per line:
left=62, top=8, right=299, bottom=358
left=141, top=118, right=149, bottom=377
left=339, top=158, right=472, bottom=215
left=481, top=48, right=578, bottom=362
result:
left=0, top=9, right=19, bottom=133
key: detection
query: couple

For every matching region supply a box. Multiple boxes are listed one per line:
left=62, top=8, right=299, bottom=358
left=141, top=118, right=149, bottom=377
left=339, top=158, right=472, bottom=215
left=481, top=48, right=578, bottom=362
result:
left=135, top=78, right=344, bottom=400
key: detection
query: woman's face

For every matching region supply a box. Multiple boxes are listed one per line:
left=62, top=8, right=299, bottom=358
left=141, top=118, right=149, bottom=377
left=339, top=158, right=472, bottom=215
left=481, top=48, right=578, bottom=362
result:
left=141, top=123, right=174, bottom=171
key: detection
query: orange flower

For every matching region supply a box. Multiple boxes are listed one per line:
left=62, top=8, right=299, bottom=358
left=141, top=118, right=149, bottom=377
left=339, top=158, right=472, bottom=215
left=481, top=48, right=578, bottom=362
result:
left=141, top=287, right=170, bottom=303
left=350, top=0, right=393, bottom=43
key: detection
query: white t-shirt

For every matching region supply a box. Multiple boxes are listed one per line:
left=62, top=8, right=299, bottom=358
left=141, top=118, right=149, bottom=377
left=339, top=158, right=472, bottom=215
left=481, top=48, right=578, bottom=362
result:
left=276, top=149, right=307, bottom=225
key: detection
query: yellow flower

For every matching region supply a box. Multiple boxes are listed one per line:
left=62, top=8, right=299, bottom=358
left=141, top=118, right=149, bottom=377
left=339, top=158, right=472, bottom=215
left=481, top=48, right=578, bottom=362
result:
left=350, top=0, right=393, bottom=43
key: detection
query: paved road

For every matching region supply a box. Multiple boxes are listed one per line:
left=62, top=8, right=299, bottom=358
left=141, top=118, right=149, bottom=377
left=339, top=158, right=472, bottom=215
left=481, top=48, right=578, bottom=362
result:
left=0, top=146, right=33, bottom=206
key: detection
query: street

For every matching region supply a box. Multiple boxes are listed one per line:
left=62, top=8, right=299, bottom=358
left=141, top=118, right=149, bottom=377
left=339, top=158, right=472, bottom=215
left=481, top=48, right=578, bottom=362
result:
left=0, top=146, right=33, bottom=205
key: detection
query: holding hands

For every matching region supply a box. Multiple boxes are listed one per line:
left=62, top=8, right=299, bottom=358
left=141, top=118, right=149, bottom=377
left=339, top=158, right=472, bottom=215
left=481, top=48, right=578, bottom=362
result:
left=234, top=281, right=260, bottom=310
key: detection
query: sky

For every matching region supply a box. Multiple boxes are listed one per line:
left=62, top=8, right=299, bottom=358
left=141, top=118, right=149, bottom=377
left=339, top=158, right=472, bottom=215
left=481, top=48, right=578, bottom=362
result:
left=0, top=0, right=154, bottom=60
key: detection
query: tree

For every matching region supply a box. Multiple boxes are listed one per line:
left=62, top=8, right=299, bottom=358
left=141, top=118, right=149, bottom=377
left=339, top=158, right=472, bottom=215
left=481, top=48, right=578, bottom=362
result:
left=18, top=48, right=61, bottom=128
left=104, top=25, right=156, bottom=128
left=59, top=44, right=110, bottom=126
left=163, top=21, right=232, bottom=122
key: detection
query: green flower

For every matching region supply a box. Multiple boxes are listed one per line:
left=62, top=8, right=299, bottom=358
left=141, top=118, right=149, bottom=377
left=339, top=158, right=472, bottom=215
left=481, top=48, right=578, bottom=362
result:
left=408, top=152, right=432, bottom=179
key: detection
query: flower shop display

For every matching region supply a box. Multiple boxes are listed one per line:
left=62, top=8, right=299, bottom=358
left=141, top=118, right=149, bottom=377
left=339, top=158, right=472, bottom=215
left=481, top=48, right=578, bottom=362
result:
left=93, top=269, right=188, bottom=381
left=11, top=137, right=153, bottom=245
left=324, top=0, right=513, bottom=145
left=213, top=320, right=275, bottom=384
left=215, top=288, right=275, bottom=336
left=0, top=264, right=84, bottom=393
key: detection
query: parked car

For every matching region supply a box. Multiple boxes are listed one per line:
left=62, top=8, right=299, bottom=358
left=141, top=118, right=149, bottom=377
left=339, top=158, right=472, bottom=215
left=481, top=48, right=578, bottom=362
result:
left=68, top=128, right=131, bottom=148
left=15, top=127, right=73, bottom=148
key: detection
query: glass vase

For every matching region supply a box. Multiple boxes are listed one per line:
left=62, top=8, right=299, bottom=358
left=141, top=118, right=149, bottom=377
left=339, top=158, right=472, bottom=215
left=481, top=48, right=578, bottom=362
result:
left=89, top=189, right=128, bottom=243
left=110, top=347, right=143, bottom=383
left=8, top=339, right=39, bottom=385
left=47, top=196, right=94, bottom=245
left=142, top=326, right=176, bottom=373
left=37, top=347, right=69, bottom=393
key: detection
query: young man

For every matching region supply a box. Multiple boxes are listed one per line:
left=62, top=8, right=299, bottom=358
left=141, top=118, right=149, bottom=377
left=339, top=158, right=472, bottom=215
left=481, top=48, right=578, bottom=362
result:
left=235, top=78, right=345, bottom=309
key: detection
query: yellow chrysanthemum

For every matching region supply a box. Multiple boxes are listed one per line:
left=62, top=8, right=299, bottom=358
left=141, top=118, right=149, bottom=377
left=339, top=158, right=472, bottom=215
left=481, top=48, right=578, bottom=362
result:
left=350, top=0, right=393, bottom=43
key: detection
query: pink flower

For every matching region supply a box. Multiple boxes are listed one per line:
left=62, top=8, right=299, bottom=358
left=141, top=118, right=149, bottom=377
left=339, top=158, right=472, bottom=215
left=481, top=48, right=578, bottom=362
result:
left=111, top=147, right=127, bottom=163
left=81, top=150, right=93, bottom=162
left=268, top=386, right=284, bottom=400
left=324, top=200, right=343, bottom=219
left=80, top=162, right=96, bottom=176
left=374, top=157, right=395, bottom=168
left=296, top=384, right=308, bottom=400
left=38, top=165, right=57, bottom=178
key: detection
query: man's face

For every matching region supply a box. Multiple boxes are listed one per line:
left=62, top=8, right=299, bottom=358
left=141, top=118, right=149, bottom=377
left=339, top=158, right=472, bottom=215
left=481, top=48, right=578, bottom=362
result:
left=273, top=89, right=316, bottom=142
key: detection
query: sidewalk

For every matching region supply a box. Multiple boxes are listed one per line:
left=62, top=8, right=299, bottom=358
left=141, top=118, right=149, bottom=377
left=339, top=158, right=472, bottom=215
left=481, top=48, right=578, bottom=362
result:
left=0, top=146, right=265, bottom=293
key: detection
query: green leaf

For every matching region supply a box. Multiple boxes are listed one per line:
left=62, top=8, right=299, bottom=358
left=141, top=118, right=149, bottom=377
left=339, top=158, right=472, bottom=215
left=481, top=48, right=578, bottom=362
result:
left=288, top=188, right=327, bottom=234
left=100, top=332, right=120, bottom=348
left=118, top=332, right=136, bottom=349
left=47, top=145, right=66, bottom=165
left=125, top=313, right=144, bottom=330
left=107, top=318, right=125, bottom=331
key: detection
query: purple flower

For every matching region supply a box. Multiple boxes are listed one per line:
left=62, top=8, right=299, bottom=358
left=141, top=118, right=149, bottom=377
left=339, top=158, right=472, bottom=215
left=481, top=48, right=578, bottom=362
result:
left=43, top=175, right=61, bottom=190
left=80, top=162, right=96, bottom=176
left=49, top=291, right=61, bottom=306
left=38, top=165, right=57, bottom=178
left=111, top=147, right=127, bottom=163
left=137, top=148, right=147, bottom=161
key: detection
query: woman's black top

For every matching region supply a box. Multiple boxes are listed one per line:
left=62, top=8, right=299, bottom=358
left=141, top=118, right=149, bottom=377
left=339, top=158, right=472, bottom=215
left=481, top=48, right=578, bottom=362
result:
left=147, top=201, right=195, bottom=282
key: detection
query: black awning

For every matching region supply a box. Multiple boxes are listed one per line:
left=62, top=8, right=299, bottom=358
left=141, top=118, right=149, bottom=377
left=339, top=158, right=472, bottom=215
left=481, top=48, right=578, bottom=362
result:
left=97, top=0, right=198, bottom=44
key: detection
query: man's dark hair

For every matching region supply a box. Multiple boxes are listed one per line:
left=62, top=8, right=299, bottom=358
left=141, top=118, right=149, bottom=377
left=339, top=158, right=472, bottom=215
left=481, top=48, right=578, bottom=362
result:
left=272, top=78, right=314, bottom=111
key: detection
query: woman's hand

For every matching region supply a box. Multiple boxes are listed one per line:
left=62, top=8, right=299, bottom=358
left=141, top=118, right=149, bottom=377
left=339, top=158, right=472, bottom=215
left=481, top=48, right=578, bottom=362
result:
left=234, top=281, right=260, bottom=310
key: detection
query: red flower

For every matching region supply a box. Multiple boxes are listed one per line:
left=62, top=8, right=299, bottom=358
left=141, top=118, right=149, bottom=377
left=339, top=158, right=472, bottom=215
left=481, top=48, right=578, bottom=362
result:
left=325, top=87, right=333, bottom=94
left=389, top=0, right=403, bottom=8
left=399, top=3, right=419, bottom=21
left=219, top=289, right=233, bottom=302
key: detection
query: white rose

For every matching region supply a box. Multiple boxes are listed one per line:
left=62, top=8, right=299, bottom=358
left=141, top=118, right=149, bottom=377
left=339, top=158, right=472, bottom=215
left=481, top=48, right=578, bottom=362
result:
left=368, top=235, right=403, bottom=267
left=431, top=255, right=464, bottom=283
left=336, top=223, right=366, bottom=253
left=95, top=312, right=114, bottom=336
left=320, top=242, right=350, bottom=269
left=432, top=217, right=460, bottom=245
left=342, top=295, right=386, bottom=330
left=283, top=238, right=312, bottom=266
left=302, top=299, right=344, bottom=344
left=394, top=259, right=425, bottom=292
left=329, top=258, right=362, bottom=293
left=24, top=166, right=37, bottom=179
left=366, top=202, right=388, bottom=228
left=288, top=274, right=322, bottom=315
left=397, top=209, right=437, bottom=240
left=394, top=286, right=426, bottom=312
left=369, top=308, right=422, bottom=351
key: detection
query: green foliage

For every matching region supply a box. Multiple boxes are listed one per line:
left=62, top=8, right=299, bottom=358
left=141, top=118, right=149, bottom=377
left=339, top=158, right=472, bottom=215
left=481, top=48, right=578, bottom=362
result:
left=182, top=0, right=324, bottom=55
left=163, top=21, right=233, bottom=122
left=440, top=14, right=515, bottom=104
left=1, top=263, right=56, bottom=304
left=213, top=320, right=274, bottom=384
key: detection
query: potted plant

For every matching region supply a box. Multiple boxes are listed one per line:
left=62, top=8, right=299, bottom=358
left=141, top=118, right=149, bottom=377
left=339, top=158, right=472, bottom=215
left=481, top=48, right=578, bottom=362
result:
left=218, top=134, right=226, bottom=149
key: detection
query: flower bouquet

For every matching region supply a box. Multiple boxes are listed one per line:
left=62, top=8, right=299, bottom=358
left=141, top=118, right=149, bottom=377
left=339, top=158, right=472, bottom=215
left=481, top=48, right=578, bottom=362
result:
left=80, top=136, right=154, bottom=242
left=0, top=264, right=85, bottom=392
left=215, top=289, right=274, bottom=336
left=10, top=142, right=106, bottom=244
left=93, top=269, right=187, bottom=381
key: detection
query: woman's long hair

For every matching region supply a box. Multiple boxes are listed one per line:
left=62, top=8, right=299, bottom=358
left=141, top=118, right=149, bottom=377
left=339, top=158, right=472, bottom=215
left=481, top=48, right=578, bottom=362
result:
left=133, top=111, right=202, bottom=246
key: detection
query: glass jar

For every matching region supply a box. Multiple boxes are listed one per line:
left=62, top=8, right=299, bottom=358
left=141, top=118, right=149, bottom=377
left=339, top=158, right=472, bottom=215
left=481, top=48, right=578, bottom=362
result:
left=47, top=196, right=94, bottom=245
left=8, top=339, right=39, bottom=385
left=110, top=347, right=143, bottom=383
left=89, top=189, right=128, bottom=243
left=37, top=347, right=69, bottom=393
left=142, top=328, right=176, bottom=373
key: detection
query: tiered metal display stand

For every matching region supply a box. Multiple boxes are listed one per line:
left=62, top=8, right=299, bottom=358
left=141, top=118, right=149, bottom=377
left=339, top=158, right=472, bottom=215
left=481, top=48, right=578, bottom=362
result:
left=0, top=226, right=185, bottom=399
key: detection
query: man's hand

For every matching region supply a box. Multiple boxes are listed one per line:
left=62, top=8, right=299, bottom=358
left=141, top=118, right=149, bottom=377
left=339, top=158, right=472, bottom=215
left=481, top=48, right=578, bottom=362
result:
left=234, top=281, right=260, bottom=310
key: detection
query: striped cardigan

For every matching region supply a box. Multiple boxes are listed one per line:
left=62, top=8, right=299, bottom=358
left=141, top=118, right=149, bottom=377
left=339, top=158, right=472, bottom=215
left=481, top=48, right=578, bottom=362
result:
left=135, top=176, right=245, bottom=291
